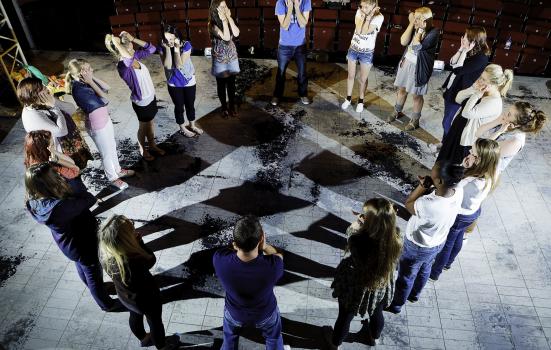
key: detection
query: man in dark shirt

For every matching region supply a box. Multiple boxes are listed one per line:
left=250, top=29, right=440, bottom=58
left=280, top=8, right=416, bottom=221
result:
left=213, top=215, right=287, bottom=350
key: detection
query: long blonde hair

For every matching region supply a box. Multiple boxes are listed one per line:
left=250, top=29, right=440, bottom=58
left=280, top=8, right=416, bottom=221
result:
left=464, top=138, right=500, bottom=192
left=349, top=198, right=403, bottom=290
left=65, top=58, right=89, bottom=94
left=484, top=64, right=514, bottom=97
left=98, top=215, right=151, bottom=285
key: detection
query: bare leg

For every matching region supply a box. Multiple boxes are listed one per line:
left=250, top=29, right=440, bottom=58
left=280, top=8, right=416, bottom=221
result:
left=137, top=122, right=153, bottom=160
left=346, top=59, right=357, bottom=98
left=358, top=63, right=373, bottom=103
left=147, top=121, right=165, bottom=155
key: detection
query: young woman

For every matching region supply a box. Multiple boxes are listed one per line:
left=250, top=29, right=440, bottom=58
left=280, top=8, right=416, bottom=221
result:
left=18, top=77, right=92, bottom=169
left=476, top=101, right=548, bottom=173
left=159, top=24, right=203, bottom=136
left=437, top=64, right=513, bottom=164
left=98, top=215, right=167, bottom=349
left=341, top=0, right=383, bottom=114
left=66, top=59, right=134, bottom=190
left=209, top=0, right=240, bottom=118
left=387, top=7, right=439, bottom=130
left=325, top=198, right=402, bottom=348
left=105, top=32, right=165, bottom=161
left=430, top=139, right=500, bottom=280
left=24, top=130, right=87, bottom=193
left=25, top=163, right=119, bottom=311
left=439, top=26, right=490, bottom=140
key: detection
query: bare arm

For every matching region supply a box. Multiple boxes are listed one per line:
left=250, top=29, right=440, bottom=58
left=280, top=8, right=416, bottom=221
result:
left=263, top=243, right=283, bottom=259
left=131, top=37, right=148, bottom=48
left=92, top=77, right=111, bottom=92
left=161, top=46, right=173, bottom=69
left=498, top=137, right=523, bottom=158
left=405, top=183, right=426, bottom=216
left=400, top=21, right=415, bottom=46
left=81, top=69, right=108, bottom=99
left=475, top=117, right=504, bottom=139
left=50, top=149, right=79, bottom=170
left=227, top=13, right=240, bottom=37
left=111, top=37, right=132, bottom=59
left=450, top=48, right=467, bottom=67
left=295, top=10, right=309, bottom=28
left=173, top=43, right=184, bottom=69
left=277, top=0, right=294, bottom=31
left=180, top=47, right=191, bottom=64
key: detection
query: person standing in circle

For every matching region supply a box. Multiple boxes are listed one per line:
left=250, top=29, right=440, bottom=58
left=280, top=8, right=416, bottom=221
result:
left=105, top=32, right=165, bottom=161
left=271, top=0, right=311, bottom=106
left=209, top=0, right=241, bottom=118
left=341, top=0, right=383, bottom=114
left=159, top=24, right=203, bottom=137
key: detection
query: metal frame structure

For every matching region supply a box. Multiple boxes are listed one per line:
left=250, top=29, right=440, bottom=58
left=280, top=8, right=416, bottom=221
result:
left=0, top=0, right=28, bottom=106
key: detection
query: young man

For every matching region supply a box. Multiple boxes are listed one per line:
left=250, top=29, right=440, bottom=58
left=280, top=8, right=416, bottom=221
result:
left=271, top=0, right=311, bottom=106
left=385, top=161, right=464, bottom=314
left=213, top=215, right=287, bottom=350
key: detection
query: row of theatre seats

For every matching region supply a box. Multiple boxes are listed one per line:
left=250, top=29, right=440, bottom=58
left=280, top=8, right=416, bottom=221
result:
left=110, top=0, right=551, bottom=75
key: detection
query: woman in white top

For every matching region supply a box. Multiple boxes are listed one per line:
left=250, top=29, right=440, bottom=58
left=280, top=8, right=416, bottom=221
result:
left=18, top=77, right=93, bottom=170
left=437, top=64, right=513, bottom=165
left=430, top=138, right=500, bottom=280
left=341, top=0, right=383, bottom=114
left=476, top=101, right=548, bottom=173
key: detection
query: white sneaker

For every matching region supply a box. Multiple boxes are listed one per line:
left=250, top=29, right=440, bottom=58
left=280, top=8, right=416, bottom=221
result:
left=341, top=99, right=351, bottom=110
left=355, top=102, right=364, bottom=113
left=111, top=179, right=128, bottom=190
left=283, top=346, right=291, bottom=350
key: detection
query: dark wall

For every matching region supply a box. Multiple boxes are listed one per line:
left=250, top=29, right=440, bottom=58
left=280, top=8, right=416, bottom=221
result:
left=15, top=0, right=114, bottom=51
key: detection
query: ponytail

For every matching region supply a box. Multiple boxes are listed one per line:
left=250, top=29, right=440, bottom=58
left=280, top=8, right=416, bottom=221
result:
left=105, top=34, right=120, bottom=58
left=498, top=69, right=514, bottom=97
left=64, top=72, right=74, bottom=94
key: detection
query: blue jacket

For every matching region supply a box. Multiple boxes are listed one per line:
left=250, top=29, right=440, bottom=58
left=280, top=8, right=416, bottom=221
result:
left=71, top=80, right=108, bottom=114
left=26, top=190, right=99, bottom=265
left=443, top=52, right=489, bottom=102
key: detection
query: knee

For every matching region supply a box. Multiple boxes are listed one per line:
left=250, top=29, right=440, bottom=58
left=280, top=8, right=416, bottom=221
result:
left=413, top=95, right=424, bottom=102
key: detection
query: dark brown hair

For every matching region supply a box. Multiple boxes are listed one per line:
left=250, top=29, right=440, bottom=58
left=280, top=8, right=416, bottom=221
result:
left=25, top=162, right=72, bottom=200
left=17, top=77, right=46, bottom=108
left=348, top=198, right=402, bottom=290
left=24, top=130, right=52, bottom=168
left=208, top=0, right=225, bottom=36
left=465, top=26, right=491, bottom=57
left=513, top=101, right=548, bottom=133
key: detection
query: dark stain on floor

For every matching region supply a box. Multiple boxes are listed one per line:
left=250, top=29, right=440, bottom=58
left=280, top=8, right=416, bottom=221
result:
left=0, top=316, right=34, bottom=348
left=0, top=254, right=26, bottom=288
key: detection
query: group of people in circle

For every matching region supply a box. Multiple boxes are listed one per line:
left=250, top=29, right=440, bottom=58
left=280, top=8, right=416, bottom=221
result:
left=15, top=0, right=549, bottom=348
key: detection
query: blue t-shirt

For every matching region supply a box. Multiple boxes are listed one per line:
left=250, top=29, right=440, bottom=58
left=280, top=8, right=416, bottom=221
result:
left=275, top=0, right=312, bottom=46
left=213, top=248, right=284, bottom=323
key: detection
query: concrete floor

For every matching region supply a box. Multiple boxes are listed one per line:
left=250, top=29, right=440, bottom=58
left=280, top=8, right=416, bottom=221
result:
left=1, top=51, right=551, bottom=350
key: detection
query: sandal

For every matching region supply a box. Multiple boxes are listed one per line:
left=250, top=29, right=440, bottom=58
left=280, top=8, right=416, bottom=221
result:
left=405, top=118, right=420, bottom=131
left=221, top=109, right=230, bottom=119
left=179, top=127, right=196, bottom=138
left=189, top=125, right=204, bottom=135
left=386, top=111, right=403, bottom=123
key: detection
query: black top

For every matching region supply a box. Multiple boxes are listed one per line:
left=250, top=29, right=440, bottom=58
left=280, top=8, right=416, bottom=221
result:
left=403, top=27, right=439, bottom=87
left=107, top=240, right=159, bottom=312
left=442, top=52, right=489, bottom=101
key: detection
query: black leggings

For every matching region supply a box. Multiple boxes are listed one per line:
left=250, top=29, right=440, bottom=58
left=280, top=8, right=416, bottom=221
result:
left=216, top=76, right=236, bottom=111
left=332, top=299, right=385, bottom=346
left=128, top=303, right=166, bottom=349
left=167, top=84, right=196, bottom=125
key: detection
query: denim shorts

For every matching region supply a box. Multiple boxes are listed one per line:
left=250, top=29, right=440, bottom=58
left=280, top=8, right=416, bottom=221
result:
left=347, top=49, right=374, bottom=65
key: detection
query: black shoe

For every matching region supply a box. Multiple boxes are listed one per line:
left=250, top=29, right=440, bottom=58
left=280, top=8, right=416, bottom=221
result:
left=429, top=275, right=439, bottom=282
left=407, top=296, right=419, bottom=303
left=443, top=265, right=451, bottom=271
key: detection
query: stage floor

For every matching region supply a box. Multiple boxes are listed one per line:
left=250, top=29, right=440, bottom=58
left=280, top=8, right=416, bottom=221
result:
left=1, top=52, right=551, bottom=349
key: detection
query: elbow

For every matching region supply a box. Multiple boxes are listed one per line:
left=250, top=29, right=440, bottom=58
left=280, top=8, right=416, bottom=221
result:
left=222, top=34, right=231, bottom=41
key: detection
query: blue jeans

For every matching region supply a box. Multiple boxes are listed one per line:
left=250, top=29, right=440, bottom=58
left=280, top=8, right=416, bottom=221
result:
left=75, top=261, right=115, bottom=311
left=221, top=307, right=284, bottom=350
left=430, top=208, right=481, bottom=280
left=442, top=91, right=462, bottom=137
left=388, top=239, right=444, bottom=312
left=274, top=44, right=308, bottom=98
left=347, top=49, right=374, bottom=65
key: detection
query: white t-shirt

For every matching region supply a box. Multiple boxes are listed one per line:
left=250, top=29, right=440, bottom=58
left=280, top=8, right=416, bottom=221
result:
left=133, top=62, right=155, bottom=106
left=457, top=177, right=490, bottom=215
left=497, top=131, right=526, bottom=173
left=406, top=188, right=464, bottom=248
left=349, top=13, right=384, bottom=52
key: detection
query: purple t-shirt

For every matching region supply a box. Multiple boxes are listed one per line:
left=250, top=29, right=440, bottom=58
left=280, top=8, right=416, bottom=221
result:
left=213, top=248, right=284, bottom=323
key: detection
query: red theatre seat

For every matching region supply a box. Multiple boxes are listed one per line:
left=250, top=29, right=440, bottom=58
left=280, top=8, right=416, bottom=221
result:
left=525, top=21, right=551, bottom=38
left=237, top=8, right=262, bottom=46
left=109, top=14, right=137, bottom=36
left=492, top=48, right=520, bottom=70
left=164, top=1, right=185, bottom=10
left=263, top=20, right=280, bottom=49
left=187, top=23, right=210, bottom=49
left=471, top=11, right=497, bottom=27
left=496, top=31, right=526, bottom=51
left=516, top=53, right=549, bottom=75
left=116, top=3, right=139, bottom=15
left=447, top=7, right=472, bottom=24
left=162, top=10, right=186, bottom=26
left=443, top=21, right=467, bottom=36
left=439, top=34, right=462, bottom=62
left=258, top=0, right=277, bottom=7
left=187, top=0, right=209, bottom=9
left=338, top=22, right=354, bottom=52
left=234, top=0, right=256, bottom=8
